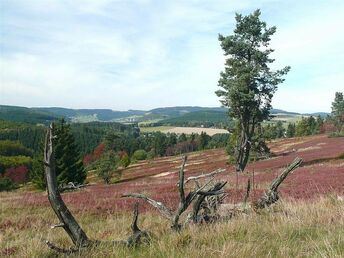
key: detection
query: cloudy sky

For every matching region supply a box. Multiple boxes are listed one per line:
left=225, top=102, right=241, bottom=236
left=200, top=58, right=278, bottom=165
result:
left=1, top=0, right=343, bottom=113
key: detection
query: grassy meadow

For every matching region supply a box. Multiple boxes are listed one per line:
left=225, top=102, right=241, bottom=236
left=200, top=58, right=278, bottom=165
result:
left=1, top=194, right=343, bottom=257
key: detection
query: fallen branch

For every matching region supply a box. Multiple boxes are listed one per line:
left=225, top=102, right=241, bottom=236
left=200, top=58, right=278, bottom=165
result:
left=254, top=157, right=303, bottom=209
left=190, top=181, right=227, bottom=223
left=59, top=182, right=89, bottom=193
left=123, top=156, right=228, bottom=230
left=184, top=168, right=226, bottom=184
left=121, top=193, right=173, bottom=220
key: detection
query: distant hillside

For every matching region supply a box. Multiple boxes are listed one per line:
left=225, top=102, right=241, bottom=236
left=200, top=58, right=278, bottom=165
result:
left=0, top=105, right=329, bottom=125
left=0, top=105, right=59, bottom=124
left=33, top=107, right=146, bottom=122
left=158, top=110, right=230, bottom=128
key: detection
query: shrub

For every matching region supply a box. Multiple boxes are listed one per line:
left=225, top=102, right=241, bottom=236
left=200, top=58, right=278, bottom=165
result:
left=96, top=152, right=119, bottom=184
left=0, top=177, right=17, bottom=192
left=120, top=153, right=130, bottom=168
left=132, top=149, right=147, bottom=161
left=4, top=166, right=29, bottom=184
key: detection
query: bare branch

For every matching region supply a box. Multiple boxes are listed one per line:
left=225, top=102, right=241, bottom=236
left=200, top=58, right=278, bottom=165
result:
left=44, top=124, right=91, bottom=248
left=191, top=181, right=228, bottom=223
left=254, top=157, right=303, bottom=209
left=44, top=124, right=150, bottom=254
left=59, top=182, right=89, bottom=193
left=243, top=178, right=251, bottom=204
left=122, top=193, right=173, bottom=220
left=178, top=156, right=188, bottom=203
left=184, top=168, right=226, bottom=184
left=50, top=223, right=64, bottom=229
left=45, top=241, right=79, bottom=255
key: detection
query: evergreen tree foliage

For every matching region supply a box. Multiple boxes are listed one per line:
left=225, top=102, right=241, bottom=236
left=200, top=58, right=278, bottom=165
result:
left=286, top=123, right=296, bottom=138
left=53, top=119, right=86, bottom=185
left=331, top=92, right=344, bottom=132
left=216, top=9, right=290, bottom=172
left=96, top=151, right=119, bottom=184
left=30, top=140, right=46, bottom=190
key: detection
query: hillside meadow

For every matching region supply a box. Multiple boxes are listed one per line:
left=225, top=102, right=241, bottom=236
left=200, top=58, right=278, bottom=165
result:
left=1, top=134, right=343, bottom=257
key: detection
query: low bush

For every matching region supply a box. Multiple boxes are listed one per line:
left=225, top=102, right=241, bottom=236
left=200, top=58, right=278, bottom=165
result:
left=132, top=149, right=147, bottom=161
left=0, top=177, right=17, bottom=191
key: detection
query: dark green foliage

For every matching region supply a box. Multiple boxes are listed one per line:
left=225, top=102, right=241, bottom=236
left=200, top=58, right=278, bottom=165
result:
left=96, top=151, right=119, bottom=184
left=0, top=155, right=32, bottom=174
left=178, top=133, right=187, bottom=143
left=0, top=105, right=58, bottom=124
left=0, top=140, right=33, bottom=157
left=0, top=121, right=46, bottom=154
left=274, top=121, right=285, bottom=138
left=295, top=116, right=323, bottom=137
left=30, top=140, right=46, bottom=190
left=132, top=149, right=148, bottom=161
left=331, top=92, right=344, bottom=132
left=120, top=152, right=131, bottom=168
left=53, top=119, right=86, bottom=185
left=70, top=122, right=135, bottom=155
left=207, top=133, right=229, bottom=149
left=159, top=110, right=231, bottom=128
left=31, top=157, right=46, bottom=190
left=216, top=9, right=289, bottom=172
left=286, top=123, right=296, bottom=138
left=250, top=126, right=271, bottom=160
left=0, top=177, right=17, bottom=192
left=152, top=132, right=168, bottom=156
left=199, top=132, right=211, bottom=150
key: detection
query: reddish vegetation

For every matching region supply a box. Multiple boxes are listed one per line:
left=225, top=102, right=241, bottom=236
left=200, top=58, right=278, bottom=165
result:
left=13, top=135, right=344, bottom=215
left=83, top=143, right=105, bottom=165
left=2, top=165, right=29, bottom=183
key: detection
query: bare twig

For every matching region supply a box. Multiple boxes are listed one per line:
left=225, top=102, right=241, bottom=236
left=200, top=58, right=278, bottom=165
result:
left=121, top=193, right=173, bottom=220
left=59, top=182, right=89, bottom=192
left=243, top=178, right=251, bottom=204
left=184, top=168, right=226, bottom=184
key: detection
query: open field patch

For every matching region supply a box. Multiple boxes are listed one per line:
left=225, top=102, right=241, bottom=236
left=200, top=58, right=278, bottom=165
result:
left=1, top=134, right=343, bottom=257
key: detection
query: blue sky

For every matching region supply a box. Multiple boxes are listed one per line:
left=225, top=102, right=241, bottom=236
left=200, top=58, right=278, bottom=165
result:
left=1, top=0, right=343, bottom=113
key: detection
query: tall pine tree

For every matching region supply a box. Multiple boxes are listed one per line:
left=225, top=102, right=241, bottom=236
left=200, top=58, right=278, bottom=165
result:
left=216, top=9, right=290, bottom=172
left=53, top=119, right=86, bottom=185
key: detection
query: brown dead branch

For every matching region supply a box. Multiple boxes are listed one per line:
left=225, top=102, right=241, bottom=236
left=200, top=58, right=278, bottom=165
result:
left=123, top=156, right=228, bottom=230
left=254, top=157, right=303, bottom=209
left=184, top=168, right=227, bottom=184
left=44, top=125, right=149, bottom=254
left=243, top=178, right=251, bottom=204
left=190, top=181, right=227, bottom=223
left=121, top=193, right=173, bottom=220
left=59, top=182, right=90, bottom=193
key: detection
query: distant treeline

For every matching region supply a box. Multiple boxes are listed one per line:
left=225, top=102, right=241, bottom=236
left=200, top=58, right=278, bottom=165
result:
left=0, top=120, right=136, bottom=155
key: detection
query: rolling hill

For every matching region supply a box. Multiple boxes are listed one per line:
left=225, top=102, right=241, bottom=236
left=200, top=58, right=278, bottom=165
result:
left=0, top=105, right=329, bottom=126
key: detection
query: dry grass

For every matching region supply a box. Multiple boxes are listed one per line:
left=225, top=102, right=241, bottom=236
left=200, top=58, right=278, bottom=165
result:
left=1, top=193, right=343, bottom=257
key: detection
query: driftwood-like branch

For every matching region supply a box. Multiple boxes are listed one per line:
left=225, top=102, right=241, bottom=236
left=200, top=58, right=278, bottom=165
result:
left=44, top=124, right=91, bottom=248
left=254, top=157, right=303, bottom=209
left=44, top=125, right=149, bottom=254
left=121, top=193, right=173, bottom=220
left=191, top=181, right=227, bottom=223
left=59, top=182, right=89, bottom=193
left=123, top=156, right=228, bottom=230
left=184, top=168, right=226, bottom=184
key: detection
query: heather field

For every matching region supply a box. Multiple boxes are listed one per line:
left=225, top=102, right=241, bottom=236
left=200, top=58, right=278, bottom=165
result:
left=1, top=134, right=344, bottom=257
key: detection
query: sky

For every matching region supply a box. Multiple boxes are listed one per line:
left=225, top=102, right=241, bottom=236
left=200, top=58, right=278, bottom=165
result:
left=1, top=0, right=343, bottom=113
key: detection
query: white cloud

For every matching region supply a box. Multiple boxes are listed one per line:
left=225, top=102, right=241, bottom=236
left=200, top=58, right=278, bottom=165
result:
left=1, top=0, right=343, bottom=112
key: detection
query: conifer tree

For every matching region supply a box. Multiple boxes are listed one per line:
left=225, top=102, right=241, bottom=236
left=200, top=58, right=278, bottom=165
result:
left=331, top=92, right=344, bottom=132
left=53, top=119, right=86, bottom=185
left=216, top=9, right=290, bottom=172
